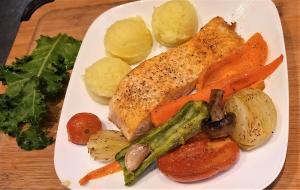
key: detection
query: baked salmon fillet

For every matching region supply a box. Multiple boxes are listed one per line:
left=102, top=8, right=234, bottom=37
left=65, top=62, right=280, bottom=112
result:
left=109, top=17, right=244, bottom=141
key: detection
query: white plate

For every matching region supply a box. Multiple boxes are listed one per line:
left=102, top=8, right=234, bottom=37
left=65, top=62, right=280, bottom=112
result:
left=54, top=0, right=289, bottom=189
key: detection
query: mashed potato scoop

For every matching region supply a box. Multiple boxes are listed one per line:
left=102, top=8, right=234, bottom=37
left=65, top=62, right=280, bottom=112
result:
left=105, top=17, right=153, bottom=64
left=84, top=57, right=131, bottom=104
left=152, top=0, right=198, bottom=47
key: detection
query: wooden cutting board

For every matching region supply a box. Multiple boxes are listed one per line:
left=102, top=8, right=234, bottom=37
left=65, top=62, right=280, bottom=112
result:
left=1, top=0, right=299, bottom=189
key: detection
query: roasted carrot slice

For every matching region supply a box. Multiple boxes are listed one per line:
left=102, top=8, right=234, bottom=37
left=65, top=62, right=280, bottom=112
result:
left=197, top=33, right=268, bottom=90
left=250, top=80, right=265, bottom=90
left=0, top=82, right=6, bottom=94
left=222, top=54, right=283, bottom=97
left=151, top=55, right=283, bottom=127
left=79, top=161, right=121, bottom=185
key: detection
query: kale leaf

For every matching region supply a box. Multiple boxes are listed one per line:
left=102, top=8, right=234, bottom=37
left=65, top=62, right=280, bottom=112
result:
left=0, top=34, right=81, bottom=150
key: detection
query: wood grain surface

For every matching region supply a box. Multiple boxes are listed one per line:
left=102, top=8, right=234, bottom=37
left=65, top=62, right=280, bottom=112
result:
left=0, top=0, right=299, bottom=189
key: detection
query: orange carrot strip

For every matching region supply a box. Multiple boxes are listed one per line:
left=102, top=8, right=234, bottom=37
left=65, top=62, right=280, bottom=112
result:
left=197, top=33, right=268, bottom=90
left=79, top=161, right=121, bottom=185
left=151, top=55, right=283, bottom=127
left=250, top=80, right=265, bottom=90
left=222, top=54, right=283, bottom=97
left=0, top=82, right=6, bottom=94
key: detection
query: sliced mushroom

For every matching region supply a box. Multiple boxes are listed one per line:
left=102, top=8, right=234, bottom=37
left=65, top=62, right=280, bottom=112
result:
left=202, top=89, right=236, bottom=139
left=209, top=89, right=225, bottom=121
left=202, top=112, right=236, bottom=139
left=125, top=144, right=151, bottom=172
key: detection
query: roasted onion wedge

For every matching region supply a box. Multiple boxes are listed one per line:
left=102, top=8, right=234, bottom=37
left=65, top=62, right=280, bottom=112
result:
left=87, top=130, right=129, bottom=161
left=224, top=88, right=277, bottom=150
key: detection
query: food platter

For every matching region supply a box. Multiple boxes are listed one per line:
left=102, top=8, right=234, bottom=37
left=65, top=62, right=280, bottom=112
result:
left=54, top=0, right=289, bottom=189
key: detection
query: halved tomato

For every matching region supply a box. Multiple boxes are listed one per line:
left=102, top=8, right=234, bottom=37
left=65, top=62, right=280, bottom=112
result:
left=157, top=134, right=239, bottom=182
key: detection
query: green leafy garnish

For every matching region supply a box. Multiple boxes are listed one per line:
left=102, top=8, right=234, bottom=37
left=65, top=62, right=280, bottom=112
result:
left=0, top=34, right=81, bottom=150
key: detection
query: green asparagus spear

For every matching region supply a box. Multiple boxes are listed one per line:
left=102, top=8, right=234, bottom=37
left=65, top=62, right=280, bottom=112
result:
left=115, top=101, right=209, bottom=185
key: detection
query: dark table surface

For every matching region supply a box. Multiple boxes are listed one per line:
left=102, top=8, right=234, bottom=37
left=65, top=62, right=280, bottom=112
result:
left=0, top=0, right=54, bottom=64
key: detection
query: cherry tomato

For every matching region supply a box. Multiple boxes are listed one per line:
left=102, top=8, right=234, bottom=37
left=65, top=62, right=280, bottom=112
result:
left=67, top=113, right=102, bottom=145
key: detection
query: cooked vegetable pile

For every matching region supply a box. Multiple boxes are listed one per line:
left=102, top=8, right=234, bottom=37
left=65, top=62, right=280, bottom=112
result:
left=0, top=34, right=81, bottom=150
left=79, top=101, right=209, bottom=185
left=115, top=101, right=208, bottom=185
